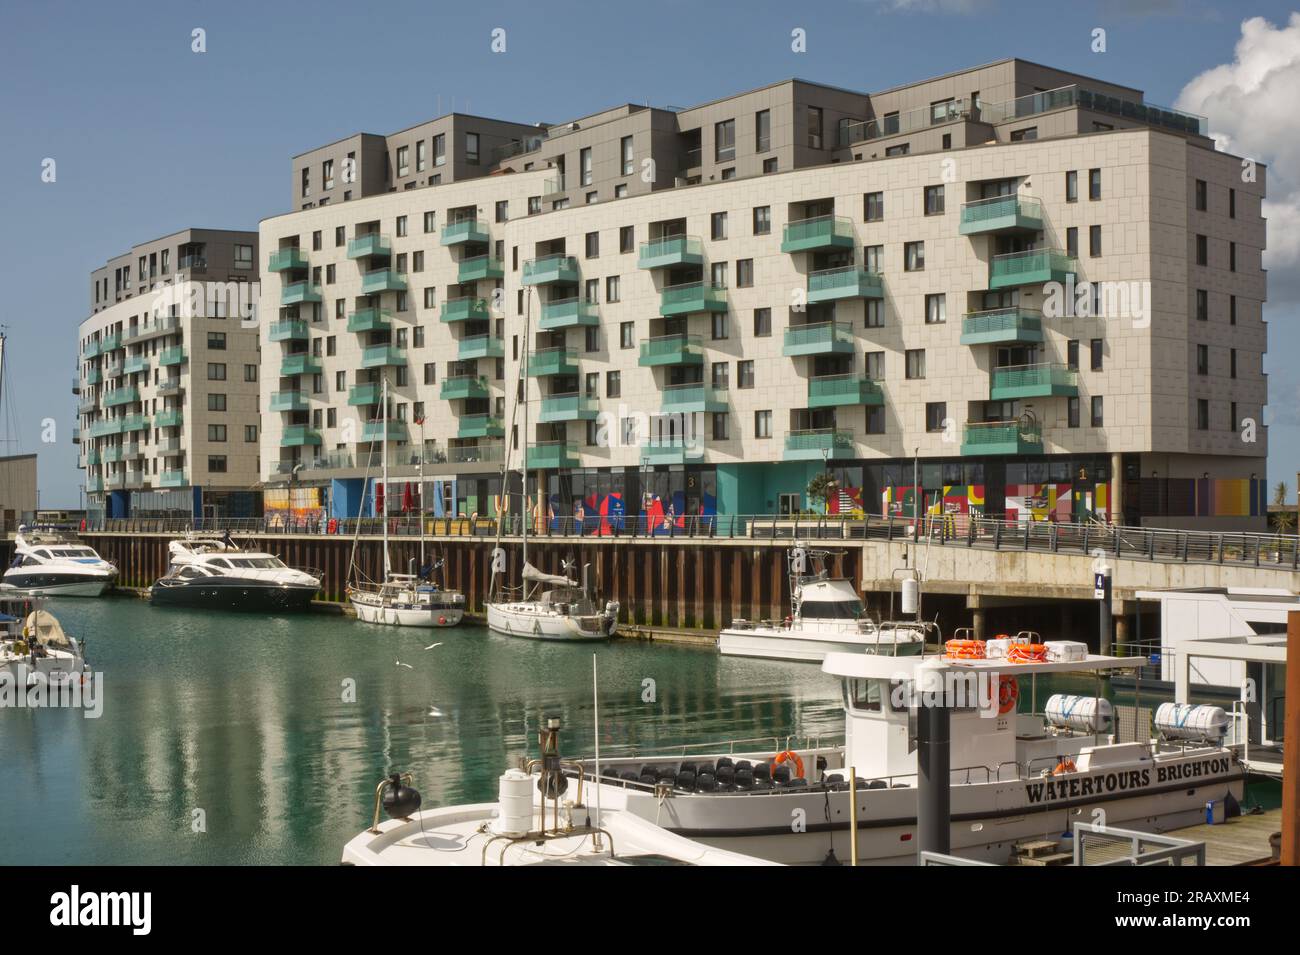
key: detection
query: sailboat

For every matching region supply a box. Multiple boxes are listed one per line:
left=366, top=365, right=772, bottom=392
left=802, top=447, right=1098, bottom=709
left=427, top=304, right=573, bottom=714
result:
left=346, top=376, right=465, bottom=627
left=483, top=289, right=618, bottom=641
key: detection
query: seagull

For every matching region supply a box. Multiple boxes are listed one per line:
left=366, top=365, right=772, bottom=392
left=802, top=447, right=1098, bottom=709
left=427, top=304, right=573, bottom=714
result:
left=395, top=660, right=413, bottom=670
left=423, top=642, right=444, bottom=651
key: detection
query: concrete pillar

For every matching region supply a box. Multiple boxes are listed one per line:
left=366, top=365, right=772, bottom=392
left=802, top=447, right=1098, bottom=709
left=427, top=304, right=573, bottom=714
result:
left=972, top=607, right=986, bottom=641
left=1110, top=452, right=1124, bottom=523
left=1114, top=613, right=1129, bottom=653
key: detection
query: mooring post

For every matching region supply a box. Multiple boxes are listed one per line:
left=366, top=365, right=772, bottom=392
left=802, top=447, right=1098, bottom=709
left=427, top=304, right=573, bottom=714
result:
left=916, top=661, right=951, bottom=860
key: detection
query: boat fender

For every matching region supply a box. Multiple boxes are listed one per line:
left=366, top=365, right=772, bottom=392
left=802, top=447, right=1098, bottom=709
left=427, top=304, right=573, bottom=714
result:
left=772, top=750, right=805, bottom=780
left=381, top=773, right=422, bottom=819
left=438, top=616, right=447, bottom=625
left=997, top=676, right=1019, bottom=715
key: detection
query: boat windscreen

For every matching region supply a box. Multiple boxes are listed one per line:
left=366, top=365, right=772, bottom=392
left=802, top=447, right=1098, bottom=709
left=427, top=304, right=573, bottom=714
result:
left=801, top=600, right=864, bottom=620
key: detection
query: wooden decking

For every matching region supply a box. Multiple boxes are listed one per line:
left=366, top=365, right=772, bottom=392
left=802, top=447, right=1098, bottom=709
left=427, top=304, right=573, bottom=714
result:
left=1167, top=808, right=1281, bottom=865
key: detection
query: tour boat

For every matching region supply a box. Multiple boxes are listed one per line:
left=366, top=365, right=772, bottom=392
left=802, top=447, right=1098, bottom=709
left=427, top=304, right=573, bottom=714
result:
left=2, top=526, right=117, bottom=597
left=718, top=547, right=925, bottom=662
left=0, top=591, right=91, bottom=686
left=150, top=533, right=322, bottom=611
left=345, top=376, right=465, bottom=628
left=554, top=639, right=1245, bottom=865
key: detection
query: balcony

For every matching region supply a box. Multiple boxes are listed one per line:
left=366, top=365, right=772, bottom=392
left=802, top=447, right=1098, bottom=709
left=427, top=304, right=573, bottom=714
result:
left=124, top=316, right=180, bottom=343
left=362, top=420, right=409, bottom=443
left=281, top=281, right=322, bottom=305
left=637, top=235, right=704, bottom=270
left=82, top=340, right=102, bottom=359
left=458, top=255, right=504, bottom=283
left=85, top=369, right=103, bottom=385
left=119, top=414, right=150, bottom=434
left=807, top=375, right=884, bottom=408
left=361, top=345, right=407, bottom=368
left=270, top=390, right=309, bottom=412
left=989, top=363, right=1079, bottom=400
left=542, top=175, right=567, bottom=198
left=528, top=347, right=579, bottom=377
left=783, top=321, right=855, bottom=357
left=660, top=383, right=727, bottom=414
left=159, top=470, right=188, bottom=488
left=538, top=393, right=598, bottom=423
left=457, top=415, right=504, bottom=439
left=807, top=267, right=884, bottom=304
left=101, top=445, right=126, bottom=463
left=159, top=347, right=187, bottom=367
left=103, top=387, right=139, bottom=407
left=659, top=282, right=727, bottom=317
left=281, top=425, right=322, bottom=447
left=641, top=440, right=691, bottom=466
left=639, top=334, right=703, bottom=367
left=280, top=353, right=322, bottom=376
left=100, top=332, right=122, bottom=353
left=347, top=233, right=391, bottom=259
left=960, top=420, right=1044, bottom=456
left=361, top=268, right=407, bottom=294
left=348, top=383, right=382, bottom=406
left=77, top=398, right=97, bottom=414
left=268, top=247, right=309, bottom=272
left=123, top=355, right=150, bottom=375
left=527, top=440, right=579, bottom=470
left=784, top=428, right=855, bottom=461
left=157, top=379, right=183, bottom=397
left=442, top=296, right=491, bottom=324
left=269, top=319, right=309, bottom=342
left=522, top=254, right=579, bottom=286
left=86, top=450, right=101, bottom=465
left=447, top=441, right=505, bottom=465
left=440, top=219, right=490, bottom=246
left=158, top=437, right=182, bottom=454
left=103, top=362, right=123, bottom=379
left=989, top=248, right=1076, bottom=289
left=960, top=307, right=1044, bottom=345
left=440, top=375, right=488, bottom=401
left=89, top=420, right=118, bottom=438
left=87, top=477, right=104, bottom=493
left=155, top=409, right=183, bottom=428
left=539, top=297, right=598, bottom=330
left=959, top=195, right=1044, bottom=235
left=347, top=308, right=392, bottom=333
left=781, top=215, right=855, bottom=254
left=458, top=334, right=503, bottom=360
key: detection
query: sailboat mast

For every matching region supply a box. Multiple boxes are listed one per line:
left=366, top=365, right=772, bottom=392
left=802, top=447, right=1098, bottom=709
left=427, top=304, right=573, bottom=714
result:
left=381, top=375, right=390, bottom=579
left=521, top=288, right=530, bottom=569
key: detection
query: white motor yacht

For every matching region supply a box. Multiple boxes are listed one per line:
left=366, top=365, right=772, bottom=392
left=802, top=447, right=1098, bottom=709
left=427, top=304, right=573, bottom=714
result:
left=2, top=526, right=117, bottom=596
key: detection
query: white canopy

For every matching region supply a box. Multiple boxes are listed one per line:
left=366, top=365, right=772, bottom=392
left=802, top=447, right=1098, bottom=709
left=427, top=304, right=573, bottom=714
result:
left=24, top=610, right=73, bottom=650
left=522, top=562, right=576, bottom=586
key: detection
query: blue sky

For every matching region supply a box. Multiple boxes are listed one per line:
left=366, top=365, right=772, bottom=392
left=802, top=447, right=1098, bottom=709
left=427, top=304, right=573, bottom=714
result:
left=1, top=0, right=1296, bottom=507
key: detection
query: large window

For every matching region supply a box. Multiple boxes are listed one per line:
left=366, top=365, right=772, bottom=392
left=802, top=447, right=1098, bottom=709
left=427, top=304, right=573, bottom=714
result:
left=715, top=119, right=735, bottom=162
left=466, top=133, right=480, bottom=165
left=755, top=110, right=770, bottom=152
left=807, top=106, right=823, bottom=149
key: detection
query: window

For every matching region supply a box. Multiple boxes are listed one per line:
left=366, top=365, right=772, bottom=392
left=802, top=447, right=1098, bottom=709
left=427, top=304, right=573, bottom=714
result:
left=905, top=349, right=926, bottom=380
left=1067, top=397, right=1080, bottom=428
left=423, top=363, right=436, bottom=385
left=415, top=141, right=426, bottom=173
left=1230, top=348, right=1237, bottom=378
left=244, top=363, right=257, bottom=382
left=924, top=185, right=945, bottom=216
left=754, top=410, right=772, bottom=439
left=1067, top=339, right=1079, bottom=370
left=207, top=394, right=227, bottom=412
left=904, top=241, right=925, bottom=271
left=1197, top=234, right=1208, bottom=265
left=762, top=158, right=778, bottom=174
left=433, top=134, right=445, bottom=166
left=1090, top=339, right=1103, bottom=371
left=245, top=425, right=258, bottom=443
left=1089, top=225, right=1102, bottom=257
left=585, top=231, right=599, bottom=258
left=1197, top=344, right=1209, bottom=375
left=925, top=402, right=946, bottom=433
left=606, top=275, right=621, bottom=302
left=1229, top=242, right=1237, bottom=272
left=1010, top=127, right=1037, bottom=142
left=584, top=278, right=599, bottom=304
left=1229, top=188, right=1236, bottom=219
left=585, top=373, right=599, bottom=398
left=1089, top=168, right=1102, bottom=200
left=465, top=132, right=480, bottom=165
left=208, top=456, right=228, bottom=474
left=234, top=244, right=253, bottom=269
left=715, top=119, right=735, bottom=161
left=864, top=192, right=884, bottom=222
left=585, top=326, right=599, bottom=352
left=528, top=196, right=540, bottom=215
left=580, top=147, right=592, bottom=186
left=1091, top=396, right=1104, bottom=427
left=300, top=167, right=310, bottom=198
left=865, top=351, right=884, bottom=380
left=208, top=424, right=227, bottom=442
left=1066, top=170, right=1078, bottom=203
left=396, top=145, right=409, bottom=177
left=753, top=206, right=771, bottom=235
left=1197, top=398, right=1209, bottom=431
left=720, top=168, right=735, bottom=181
left=713, top=413, right=729, bottom=441
left=1195, top=179, right=1207, bottom=211
left=1196, top=289, right=1208, bottom=321
left=807, top=106, right=823, bottom=149
left=711, top=262, right=728, bottom=289
left=207, top=363, right=226, bottom=381
left=620, top=136, right=634, bottom=175
left=711, top=311, right=728, bottom=340
left=711, top=361, right=729, bottom=390
left=864, top=245, right=884, bottom=274
left=312, top=230, right=322, bottom=251
left=736, top=259, right=753, bottom=288
left=423, top=287, right=436, bottom=309
left=619, top=226, right=634, bottom=254
left=864, top=300, right=883, bottom=328
left=411, top=251, right=423, bottom=274
left=207, top=331, right=227, bottom=350
left=1066, top=227, right=1078, bottom=258
left=711, top=211, right=728, bottom=240
left=738, top=360, right=755, bottom=389
left=1230, top=295, right=1237, bottom=325
left=924, top=294, right=946, bottom=324
left=620, top=322, right=634, bottom=349
left=885, top=143, right=909, bottom=157
left=755, top=109, right=770, bottom=152
left=606, top=370, right=621, bottom=398
left=753, top=308, right=771, bottom=337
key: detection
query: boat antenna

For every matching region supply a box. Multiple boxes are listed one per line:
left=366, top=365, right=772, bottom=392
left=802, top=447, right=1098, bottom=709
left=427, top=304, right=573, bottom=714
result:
left=381, top=374, right=391, bottom=580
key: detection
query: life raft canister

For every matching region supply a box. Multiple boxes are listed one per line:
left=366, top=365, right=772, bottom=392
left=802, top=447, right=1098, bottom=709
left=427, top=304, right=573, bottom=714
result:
left=1051, top=758, right=1077, bottom=776
left=772, top=750, right=805, bottom=780
left=998, top=676, right=1019, bottom=715
left=327, top=518, right=338, bottom=535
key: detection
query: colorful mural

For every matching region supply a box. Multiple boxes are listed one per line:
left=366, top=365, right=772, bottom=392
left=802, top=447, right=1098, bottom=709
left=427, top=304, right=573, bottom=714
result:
left=1004, top=482, right=1109, bottom=523
left=265, top=486, right=325, bottom=529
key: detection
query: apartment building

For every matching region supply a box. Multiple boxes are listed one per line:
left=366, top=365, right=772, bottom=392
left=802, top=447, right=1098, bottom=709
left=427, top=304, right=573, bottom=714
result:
left=76, top=228, right=262, bottom=519
left=257, top=58, right=1268, bottom=531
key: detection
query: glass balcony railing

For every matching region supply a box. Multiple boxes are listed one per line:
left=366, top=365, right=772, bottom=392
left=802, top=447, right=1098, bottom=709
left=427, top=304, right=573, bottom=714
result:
left=960, top=307, right=1044, bottom=345
left=159, top=470, right=188, bottom=488
left=362, top=420, right=409, bottom=443
left=959, top=194, right=1044, bottom=235
left=528, top=347, right=579, bottom=377
left=346, top=233, right=391, bottom=259
left=538, top=393, right=598, bottom=422
left=441, top=297, right=491, bottom=323
left=281, top=425, right=322, bottom=447
left=348, top=383, right=382, bottom=406
left=440, top=375, right=488, bottom=401
left=807, top=374, right=884, bottom=408
left=347, top=308, right=392, bottom=333
left=660, top=383, right=727, bottom=414
left=807, top=266, right=884, bottom=303
left=123, top=355, right=150, bottom=375
left=440, top=219, right=490, bottom=246
left=637, top=235, right=704, bottom=270
left=270, top=390, right=308, bottom=412
left=446, top=441, right=505, bottom=464
left=361, top=345, right=407, bottom=368
left=989, top=248, right=1076, bottom=289
left=659, top=282, right=727, bottom=317
left=539, top=297, right=598, bottom=329
left=458, top=255, right=504, bottom=283
left=457, top=415, right=504, bottom=439
left=522, top=254, right=579, bottom=286
left=990, top=363, right=1079, bottom=399
left=783, top=428, right=854, bottom=461
left=268, top=247, right=309, bottom=272
left=155, top=409, right=183, bottom=428
left=457, top=334, right=504, bottom=360
left=281, top=281, right=322, bottom=305
left=781, top=215, right=855, bottom=254
left=527, top=440, right=579, bottom=470
left=103, top=387, right=139, bottom=407
left=782, top=321, right=855, bottom=356
left=280, top=353, right=322, bottom=376
left=361, top=268, right=407, bottom=294
left=638, top=334, right=703, bottom=367
left=159, top=347, right=187, bottom=366
left=269, top=319, right=309, bottom=341
left=960, top=420, right=1044, bottom=456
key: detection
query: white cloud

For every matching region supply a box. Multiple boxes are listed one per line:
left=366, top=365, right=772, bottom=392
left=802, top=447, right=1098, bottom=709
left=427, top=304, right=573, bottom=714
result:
left=862, top=0, right=988, bottom=13
left=1176, top=14, right=1300, bottom=302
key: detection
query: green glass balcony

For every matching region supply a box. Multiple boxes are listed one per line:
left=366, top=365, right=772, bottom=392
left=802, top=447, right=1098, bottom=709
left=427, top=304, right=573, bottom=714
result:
left=83, top=340, right=102, bottom=359
left=159, top=470, right=188, bottom=488
left=90, top=420, right=119, bottom=438
left=457, top=414, right=504, bottom=439
left=361, top=345, right=407, bottom=368
left=447, top=441, right=505, bottom=465
left=119, top=415, right=150, bottom=433
left=638, top=235, right=704, bottom=270
left=781, top=215, right=855, bottom=254
left=783, top=321, right=855, bottom=357
left=639, top=334, right=703, bottom=367
left=784, top=428, right=854, bottom=462
left=85, top=368, right=103, bottom=385
left=362, top=420, right=408, bottom=443
left=102, top=362, right=124, bottom=379
left=808, top=375, right=884, bottom=408
left=347, top=308, right=392, bottom=333
left=527, top=441, right=579, bottom=470
left=440, top=375, right=488, bottom=401
left=990, top=363, right=1079, bottom=400
left=660, top=383, right=727, bottom=414
left=270, top=390, right=308, bottom=412
left=103, top=387, right=139, bottom=407
left=87, top=477, right=104, bottom=493
left=959, top=195, right=1043, bottom=236
left=441, top=296, right=491, bottom=323
left=960, top=307, right=1045, bottom=345
left=281, top=281, right=322, bottom=305
left=347, top=234, right=391, bottom=259
left=269, top=319, right=309, bottom=341
left=539, top=297, right=598, bottom=330
left=361, top=269, right=407, bottom=294
left=101, top=445, right=126, bottom=463
left=86, top=449, right=102, bottom=466
left=659, top=282, right=727, bottom=317
left=159, top=347, right=186, bottom=366
left=440, top=219, right=490, bottom=246
left=157, top=378, right=183, bottom=397
left=807, top=267, right=884, bottom=303
left=960, top=420, right=1044, bottom=456
left=522, top=254, right=579, bottom=286
left=348, top=383, right=382, bottom=406
left=77, top=398, right=97, bottom=414
left=281, top=425, right=322, bottom=447
left=155, top=409, right=183, bottom=428
left=458, top=255, right=505, bottom=283
left=528, top=347, right=578, bottom=377
left=100, top=332, right=123, bottom=353
left=538, top=393, right=598, bottom=422
left=123, top=355, right=150, bottom=375
left=989, top=248, right=1076, bottom=289
left=268, top=247, right=309, bottom=272
left=458, top=334, right=503, bottom=360
left=280, top=353, right=322, bottom=376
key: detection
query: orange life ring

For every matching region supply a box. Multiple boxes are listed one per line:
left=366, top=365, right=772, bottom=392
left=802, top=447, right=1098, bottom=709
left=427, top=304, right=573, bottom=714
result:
left=944, top=639, right=986, bottom=660
left=1006, top=642, right=1047, bottom=664
left=998, top=676, right=1019, bottom=715
left=772, top=750, right=805, bottom=780
left=1051, top=759, right=1077, bottom=776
